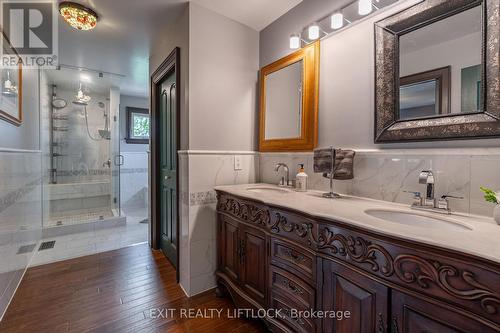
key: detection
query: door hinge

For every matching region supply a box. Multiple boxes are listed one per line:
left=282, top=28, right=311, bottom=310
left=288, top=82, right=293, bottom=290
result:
left=113, top=197, right=117, bottom=204
left=114, top=116, right=117, bottom=122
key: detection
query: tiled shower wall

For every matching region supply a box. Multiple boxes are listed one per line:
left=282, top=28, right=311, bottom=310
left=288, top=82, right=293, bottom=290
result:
left=259, top=148, right=500, bottom=218
left=0, top=150, right=42, bottom=320
left=120, top=152, right=148, bottom=211
left=48, top=88, right=111, bottom=184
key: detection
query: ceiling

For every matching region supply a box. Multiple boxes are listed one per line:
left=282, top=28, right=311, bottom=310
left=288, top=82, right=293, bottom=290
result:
left=191, top=0, right=302, bottom=31
left=57, top=0, right=186, bottom=97
left=56, top=0, right=302, bottom=98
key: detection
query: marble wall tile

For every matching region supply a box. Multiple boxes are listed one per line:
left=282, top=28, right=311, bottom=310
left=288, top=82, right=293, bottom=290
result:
left=470, top=155, right=500, bottom=217
left=0, top=150, right=42, bottom=320
left=178, top=153, right=190, bottom=294
left=188, top=153, right=258, bottom=193
left=178, top=152, right=258, bottom=296
left=259, top=150, right=499, bottom=217
left=189, top=204, right=217, bottom=243
left=121, top=152, right=148, bottom=210
left=259, top=152, right=352, bottom=194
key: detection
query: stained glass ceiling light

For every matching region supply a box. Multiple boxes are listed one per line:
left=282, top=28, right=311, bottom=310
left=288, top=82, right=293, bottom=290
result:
left=59, top=2, right=98, bottom=31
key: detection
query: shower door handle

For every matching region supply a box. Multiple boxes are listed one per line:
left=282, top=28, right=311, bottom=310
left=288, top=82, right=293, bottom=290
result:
left=114, top=155, right=124, bottom=166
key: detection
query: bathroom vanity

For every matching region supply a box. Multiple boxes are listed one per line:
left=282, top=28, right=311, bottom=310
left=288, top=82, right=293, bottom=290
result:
left=215, top=184, right=500, bottom=333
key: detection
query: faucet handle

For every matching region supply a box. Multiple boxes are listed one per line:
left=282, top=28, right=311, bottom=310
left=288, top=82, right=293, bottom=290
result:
left=404, top=190, right=422, bottom=206
left=440, top=194, right=464, bottom=200
left=437, top=195, right=464, bottom=211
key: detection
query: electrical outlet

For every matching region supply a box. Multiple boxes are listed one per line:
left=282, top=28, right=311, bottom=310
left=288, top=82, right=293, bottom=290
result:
left=234, top=155, right=243, bottom=171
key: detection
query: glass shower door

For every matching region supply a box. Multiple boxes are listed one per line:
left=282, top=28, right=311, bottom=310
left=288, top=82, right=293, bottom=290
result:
left=110, top=88, right=121, bottom=216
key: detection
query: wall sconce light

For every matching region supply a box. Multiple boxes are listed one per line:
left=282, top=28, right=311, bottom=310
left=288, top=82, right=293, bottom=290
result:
left=308, top=22, right=320, bottom=40
left=358, top=0, right=373, bottom=15
left=331, top=13, right=344, bottom=29
left=289, top=33, right=301, bottom=49
left=2, top=71, right=18, bottom=96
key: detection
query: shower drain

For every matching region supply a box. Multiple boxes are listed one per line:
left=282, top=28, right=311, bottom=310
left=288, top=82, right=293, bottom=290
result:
left=39, top=241, right=56, bottom=251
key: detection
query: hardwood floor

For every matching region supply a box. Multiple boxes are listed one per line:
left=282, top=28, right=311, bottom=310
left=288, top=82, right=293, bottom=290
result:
left=0, top=244, right=267, bottom=333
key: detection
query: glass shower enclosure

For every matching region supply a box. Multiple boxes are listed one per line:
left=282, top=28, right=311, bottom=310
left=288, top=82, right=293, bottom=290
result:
left=40, top=66, right=123, bottom=228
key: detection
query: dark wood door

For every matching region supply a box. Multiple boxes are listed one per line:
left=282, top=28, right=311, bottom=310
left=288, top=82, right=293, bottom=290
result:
left=159, top=70, right=178, bottom=267
left=220, top=215, right=240, bottom=281
left=240, top=225, right=267, bottom=305
left=391, top=290, right=497, bottom=333
left=323, top=260, right=389, bottom=333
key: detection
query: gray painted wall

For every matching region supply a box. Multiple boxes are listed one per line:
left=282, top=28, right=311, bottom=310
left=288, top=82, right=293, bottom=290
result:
left=150, top=4, right=190, bottom=151
left=0, top=70, right=40, bottom=150
left=259, top=0, right=500, bottom=149
left=120, top=95, right=149, bottom=153
left=189, top=3, right=259, bottom=151
left=260, top=0, right=352, bottom=67
left=149, top=3, right=260, bottom=152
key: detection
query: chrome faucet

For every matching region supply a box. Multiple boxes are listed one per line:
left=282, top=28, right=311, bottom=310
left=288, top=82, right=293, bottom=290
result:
left=274, top=163, right=292, bottom=187
left=419, top=170, right=435, bottom=206
left=405, top=170, right=463, bottom=214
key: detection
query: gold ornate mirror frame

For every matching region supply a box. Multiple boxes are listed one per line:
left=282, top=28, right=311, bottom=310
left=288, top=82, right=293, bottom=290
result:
left=259, top=41, right=320, bottom=152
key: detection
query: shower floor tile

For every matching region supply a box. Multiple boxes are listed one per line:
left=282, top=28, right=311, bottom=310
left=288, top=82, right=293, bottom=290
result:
left=48, top=209, right=115, bottom=227
left=31, top=208, right=148, bottom=267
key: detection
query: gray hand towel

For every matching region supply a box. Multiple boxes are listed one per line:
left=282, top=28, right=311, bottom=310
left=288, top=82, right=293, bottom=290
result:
left=313, top=148, right=355, bottom=180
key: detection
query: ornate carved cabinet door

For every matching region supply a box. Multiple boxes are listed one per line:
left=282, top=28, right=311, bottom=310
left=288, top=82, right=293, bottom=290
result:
left=323, top=260, right=388, bottom=333
left=391, top=290, right=497, bottom=333
left=220, top=215, right=240, bottom=282
left=239, top=224, right=267, bottom=306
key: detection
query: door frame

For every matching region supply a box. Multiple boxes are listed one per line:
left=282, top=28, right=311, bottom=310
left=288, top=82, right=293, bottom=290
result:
left=150, top=47, right=180, bottom=279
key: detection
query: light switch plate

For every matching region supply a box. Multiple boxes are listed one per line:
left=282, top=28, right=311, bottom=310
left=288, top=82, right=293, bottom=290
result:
left=234, top=155, right=243, bottom=171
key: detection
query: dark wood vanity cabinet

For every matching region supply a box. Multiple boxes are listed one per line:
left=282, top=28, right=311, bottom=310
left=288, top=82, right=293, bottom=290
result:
left=391, top=290, right=497, bottom=333
left=323, top=261, right=388, bottom=333
left=219, top=214, right=268, bottom=305
left=215, top=192, right=500, bottom=333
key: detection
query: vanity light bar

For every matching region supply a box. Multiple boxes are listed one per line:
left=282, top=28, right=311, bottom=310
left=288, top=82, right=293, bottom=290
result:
left=289, top=0, right=392, bottom=49
left=308, top=22, right=320, bottom=40
left=289, top=33, right=301, bottom=49
left=359, top=0, right=373, bottom=15
left=331, top=13, right=344, bottom=30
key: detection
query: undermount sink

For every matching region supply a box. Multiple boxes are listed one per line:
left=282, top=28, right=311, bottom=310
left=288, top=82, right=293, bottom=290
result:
left=365, top=209, right=473, bottom=231
left=245, top=186, right=292, bottom=194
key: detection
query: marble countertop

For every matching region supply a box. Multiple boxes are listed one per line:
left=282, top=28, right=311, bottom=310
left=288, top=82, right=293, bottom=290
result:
left=215, top=183, right=500, bottom=264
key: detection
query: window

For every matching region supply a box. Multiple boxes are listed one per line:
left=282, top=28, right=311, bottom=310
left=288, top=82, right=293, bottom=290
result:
left=126, top=107, right=150, bottom=144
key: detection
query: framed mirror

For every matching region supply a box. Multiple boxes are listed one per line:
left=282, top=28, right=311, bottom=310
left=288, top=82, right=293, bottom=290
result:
left=259, top=41, right=319, bottom=151
left=0, top=32, right=22, bottom=126
left=374, top=0, right=499, bottom=143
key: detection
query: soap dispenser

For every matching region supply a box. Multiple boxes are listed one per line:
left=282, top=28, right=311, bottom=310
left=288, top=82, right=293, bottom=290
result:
left=296, top=164, right=308, bottom=192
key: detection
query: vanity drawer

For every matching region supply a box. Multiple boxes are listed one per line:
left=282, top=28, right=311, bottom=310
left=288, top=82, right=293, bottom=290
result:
left=270, top=292, right=315, bottom=333
left=270, top=265, right=315, bottom=309
left=271, top=238, right=315, bottom=283
left=268, top=208, right=318, bottom=248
